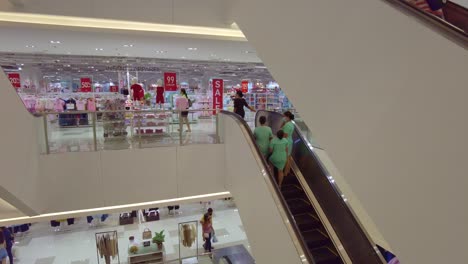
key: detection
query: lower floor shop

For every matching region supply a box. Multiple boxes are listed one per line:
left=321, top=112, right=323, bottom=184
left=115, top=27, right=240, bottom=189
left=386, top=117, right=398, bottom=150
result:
left=6, top=199, right=251, bottom=264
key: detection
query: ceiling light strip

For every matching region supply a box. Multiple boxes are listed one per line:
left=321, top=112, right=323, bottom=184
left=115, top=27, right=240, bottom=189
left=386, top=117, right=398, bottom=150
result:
left=0, top=12, right=246, bottom=40
left=0, top=191, right=231, bottom=226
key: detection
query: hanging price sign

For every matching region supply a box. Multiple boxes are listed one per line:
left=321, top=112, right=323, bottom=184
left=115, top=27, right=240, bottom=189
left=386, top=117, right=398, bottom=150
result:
left=164, top=72, right=177, bottom=91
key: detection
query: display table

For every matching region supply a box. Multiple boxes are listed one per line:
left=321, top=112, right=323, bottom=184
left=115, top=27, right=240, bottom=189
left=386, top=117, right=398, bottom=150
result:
left=128, top=243, right=165, bottom=264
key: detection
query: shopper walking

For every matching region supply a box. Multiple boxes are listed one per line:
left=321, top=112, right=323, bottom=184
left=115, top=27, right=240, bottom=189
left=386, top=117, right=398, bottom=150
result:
left=232, top=91, right=255, bottom=119
left=0, top=229, right=7, bottom=264
left=254, top=116, right=273, bottom=157
left=269, top=130, right=289, bottom=188
left=176, top=89, right=191, bottom=132
left=0, top=228, right=12, bottom=264
left=200, top=208, right=214, bottom=253
left=281, top=111, right=295, bottom=175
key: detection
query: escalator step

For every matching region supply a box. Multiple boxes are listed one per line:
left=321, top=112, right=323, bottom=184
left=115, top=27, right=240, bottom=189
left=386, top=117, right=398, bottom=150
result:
left=302, top=229, right=330, bottom=249
left=281, top=184, right=305, bottom=200
left=294, top=213, right=322, bottom=231
left=310, top=247, right=343, bottom=264
left=282, top=174, right=299, bottom=185
left=286, top=198, right=314, bottom=215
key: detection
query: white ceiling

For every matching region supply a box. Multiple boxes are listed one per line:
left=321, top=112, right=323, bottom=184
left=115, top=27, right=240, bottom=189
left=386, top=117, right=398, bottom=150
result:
left=0, top=23, right=259, bottom=63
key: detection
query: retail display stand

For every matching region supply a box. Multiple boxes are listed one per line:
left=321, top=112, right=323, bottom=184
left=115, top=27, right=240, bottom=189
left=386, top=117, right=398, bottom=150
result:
left=132, top=111, right=172, bottom=138
left=128, top=242, right=165, bottom=264
left=95, top=231, right=120, bottom=264
left=178, top=220, right=199, bottom=264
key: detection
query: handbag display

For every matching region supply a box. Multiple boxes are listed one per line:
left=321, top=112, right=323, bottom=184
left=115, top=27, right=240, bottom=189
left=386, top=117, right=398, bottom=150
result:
left=145, top=211, right=160, bottom=222
left=119, top=212, right=134, bottom=225
left=142, top=228, right=152, bottom=240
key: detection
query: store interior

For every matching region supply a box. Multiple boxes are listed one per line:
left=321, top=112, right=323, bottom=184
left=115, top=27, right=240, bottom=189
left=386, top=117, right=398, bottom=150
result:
left=0, top=52, right=300, bottom=154
left=4, top=198, right=251, bottom=264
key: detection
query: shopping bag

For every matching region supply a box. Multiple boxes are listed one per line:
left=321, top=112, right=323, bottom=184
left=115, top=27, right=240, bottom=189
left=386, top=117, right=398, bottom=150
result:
left=212, top=232, right=218, bottom=243
left=142, top=228, right=152, bottom=239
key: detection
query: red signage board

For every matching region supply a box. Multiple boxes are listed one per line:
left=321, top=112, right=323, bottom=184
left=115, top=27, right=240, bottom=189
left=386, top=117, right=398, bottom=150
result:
left=241, top=80, right=249, bottom=93
left=8, top=73, right=21, bottom=89
left=109, top=85, right=119, bottom=93
left=164, top=72, right=177, bottom=91
left=80, top=77, right=92, bottom=92
left=212, top=79, right=224, bottom=114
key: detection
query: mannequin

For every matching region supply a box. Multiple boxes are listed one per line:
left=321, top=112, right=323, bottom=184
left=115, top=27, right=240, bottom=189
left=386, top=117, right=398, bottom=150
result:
left=155, top=79, right=165, bottom=109
left=130, top=79, right=144, bottom=101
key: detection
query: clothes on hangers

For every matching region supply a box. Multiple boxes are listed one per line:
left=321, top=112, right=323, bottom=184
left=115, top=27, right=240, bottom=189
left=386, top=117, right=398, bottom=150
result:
left=181, top=224, right=197, bottom=247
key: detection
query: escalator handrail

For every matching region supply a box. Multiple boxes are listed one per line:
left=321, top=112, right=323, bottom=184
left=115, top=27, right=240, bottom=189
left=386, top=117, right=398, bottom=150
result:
left=384, top=0, right=467, bottom=45
left=255, top=110, right=386, bottom=263
left=220, top=110, right=316, bottom=264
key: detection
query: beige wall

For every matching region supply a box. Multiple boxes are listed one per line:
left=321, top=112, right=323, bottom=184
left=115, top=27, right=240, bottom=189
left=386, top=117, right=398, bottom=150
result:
left=37, top=145, right=226, bottom=214
left=0, top=0, right=231, bottom=28
left=0, top=70, right=41, bottom=215
left=229, top=0, right=468, bottom=263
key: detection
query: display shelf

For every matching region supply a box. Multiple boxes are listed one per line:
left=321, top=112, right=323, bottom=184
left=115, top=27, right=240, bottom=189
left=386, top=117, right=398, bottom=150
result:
left=128, top=244, right=164, bottom=264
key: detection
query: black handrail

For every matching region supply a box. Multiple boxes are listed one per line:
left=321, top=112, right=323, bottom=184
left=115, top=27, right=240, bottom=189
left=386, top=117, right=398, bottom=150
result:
left=220, top=110, right=317, bottom=264
left=255, top=110, right=386, bottom=263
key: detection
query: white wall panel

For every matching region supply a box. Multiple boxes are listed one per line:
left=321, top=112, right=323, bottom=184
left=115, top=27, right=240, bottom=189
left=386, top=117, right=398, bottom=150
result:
left=38, top=152, right=103, bottom=212
left=2, top=0, right=230, bottom=27
left=177, top=144, right=225, bottom=197
left=229, top=0, right=468, bottom=263
left=223, top=116, right=302, bottom=264
left=0, top=70, right=40, bottom=215
left=100, top=148, right=178, bottom=206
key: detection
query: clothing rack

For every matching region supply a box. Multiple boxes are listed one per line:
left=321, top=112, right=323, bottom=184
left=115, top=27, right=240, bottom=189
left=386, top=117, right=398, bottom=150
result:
left=95, top=230, right=120, bottom=264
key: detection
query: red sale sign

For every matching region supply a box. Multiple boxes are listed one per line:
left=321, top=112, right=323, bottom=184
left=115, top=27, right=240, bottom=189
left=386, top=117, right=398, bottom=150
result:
left=80, top=77, right=92, bottom=92
left=8, top=73, right=21, bottom=89
left=164, top=72, right=177, bottom=91
left=212, top=79, right=224, bottom=115
left=241, top=80, right=249, bottom=93
left=109, top=86, right=119, bottom=93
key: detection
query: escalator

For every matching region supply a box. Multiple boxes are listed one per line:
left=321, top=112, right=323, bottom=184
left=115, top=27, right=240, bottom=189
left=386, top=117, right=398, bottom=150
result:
left=221, top=110, right=386, bottom=264
left=281, top=175, right=343, bottom=264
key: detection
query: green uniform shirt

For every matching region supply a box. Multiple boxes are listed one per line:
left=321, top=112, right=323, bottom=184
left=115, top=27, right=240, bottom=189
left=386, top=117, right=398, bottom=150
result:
left=282, top=121, right=294, bottom=155
left=269, top=137, right=288, bottom=170
left=254, top=126, right=273, bottom=156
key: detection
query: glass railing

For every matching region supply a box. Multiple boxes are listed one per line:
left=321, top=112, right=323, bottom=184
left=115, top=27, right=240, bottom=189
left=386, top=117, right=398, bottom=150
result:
left=38, top=109, right=221, bottom=154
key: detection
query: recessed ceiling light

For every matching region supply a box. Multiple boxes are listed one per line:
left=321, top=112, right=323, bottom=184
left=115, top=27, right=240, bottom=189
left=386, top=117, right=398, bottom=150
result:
left=50, top=40, right=61, bottom=44
left=18, top=67, right=22, bottom=70
left=123, top=44, right=134, bottom=48
left=95, top=48, right=104, bottom=51
left=210, top=53, right=217, bottom=57
left=20, top=63, right=24, bottom=66
left=65, top=64, right=71, bottom=67
left=181, top=56, right=186, bottom=59
left=187, top=47, right=198, bottom=51
left=89, top=66, right=94, bottom=69
left=155, top=50, right=166, bottom=54
left=25, top=45, right=35, bottom=48
left=223, top=58, right=231, bottom=61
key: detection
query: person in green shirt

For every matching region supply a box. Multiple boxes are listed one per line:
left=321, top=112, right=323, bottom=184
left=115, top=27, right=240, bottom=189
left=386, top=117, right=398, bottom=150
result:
left=254, top=116, right=273, bottom=157
left=269, top=130, right=289, bottom=188
left=281, top=111, right=295, bottom=175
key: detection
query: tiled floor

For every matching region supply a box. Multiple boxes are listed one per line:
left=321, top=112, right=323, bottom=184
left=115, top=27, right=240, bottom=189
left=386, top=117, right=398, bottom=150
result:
left=10, top=200, right=250, bottom=264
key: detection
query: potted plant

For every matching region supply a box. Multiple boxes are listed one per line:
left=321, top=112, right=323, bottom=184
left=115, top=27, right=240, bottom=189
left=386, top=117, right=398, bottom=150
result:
left=152, top=230, right=165, bottom=250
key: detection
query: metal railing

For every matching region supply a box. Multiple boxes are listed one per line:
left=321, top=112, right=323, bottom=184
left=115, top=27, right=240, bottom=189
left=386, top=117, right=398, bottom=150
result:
left=38, top=109, right=222, bottom=154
